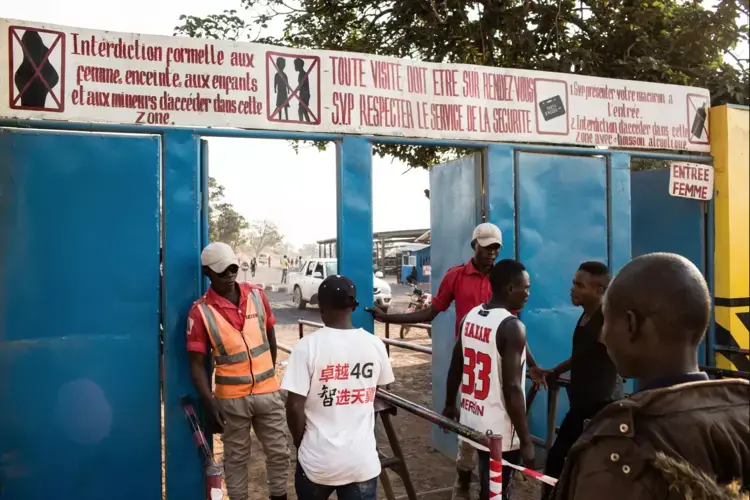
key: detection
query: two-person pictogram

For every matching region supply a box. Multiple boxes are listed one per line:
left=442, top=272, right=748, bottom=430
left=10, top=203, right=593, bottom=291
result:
left=266, top=51, right=320, bottom=125
left=9, top=26, right=65, bottom=112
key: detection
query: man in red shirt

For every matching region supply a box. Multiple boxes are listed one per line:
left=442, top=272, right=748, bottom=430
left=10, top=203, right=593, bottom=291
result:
left=186, top=242, right=289, bottom=500
left=371, top=223, right=545, bottom=499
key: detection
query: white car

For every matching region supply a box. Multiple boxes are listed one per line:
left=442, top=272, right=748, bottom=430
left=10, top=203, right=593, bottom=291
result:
left=290, top=258, right=392, bottom=311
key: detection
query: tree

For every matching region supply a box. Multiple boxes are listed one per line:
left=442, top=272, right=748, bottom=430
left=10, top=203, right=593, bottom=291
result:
left=246, top=220, right=284, bottom=257
left=176, top=0, right=749, bottom=169
left=208, top=176, right=249, bottom=247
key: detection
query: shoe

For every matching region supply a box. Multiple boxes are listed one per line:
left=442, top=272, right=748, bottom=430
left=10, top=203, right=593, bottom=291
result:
left=451, top=469, right=472, bottom=500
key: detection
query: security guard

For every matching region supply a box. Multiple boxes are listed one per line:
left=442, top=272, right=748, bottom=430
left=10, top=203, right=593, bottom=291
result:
left=186, top=242, right=289, bottom=500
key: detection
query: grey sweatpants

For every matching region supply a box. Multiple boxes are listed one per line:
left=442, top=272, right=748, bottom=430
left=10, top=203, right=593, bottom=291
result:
left=217, top=391, right=290, bottom=499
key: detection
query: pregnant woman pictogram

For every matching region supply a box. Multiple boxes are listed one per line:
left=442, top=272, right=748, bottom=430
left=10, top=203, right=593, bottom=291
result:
left=14, top=30, right=60, bottom=108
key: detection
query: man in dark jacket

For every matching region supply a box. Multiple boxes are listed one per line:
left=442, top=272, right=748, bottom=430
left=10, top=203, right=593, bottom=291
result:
left=553, top=252, right=749, bottom=500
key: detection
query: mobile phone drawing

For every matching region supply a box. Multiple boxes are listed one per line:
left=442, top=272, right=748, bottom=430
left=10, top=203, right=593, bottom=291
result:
left=539, top=95, right=566, bottom=121
left=691, top=103, right=707, bottom=139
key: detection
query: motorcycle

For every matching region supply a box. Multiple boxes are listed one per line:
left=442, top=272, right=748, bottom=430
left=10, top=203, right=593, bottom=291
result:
left=399, top=284, right=432, bottom=339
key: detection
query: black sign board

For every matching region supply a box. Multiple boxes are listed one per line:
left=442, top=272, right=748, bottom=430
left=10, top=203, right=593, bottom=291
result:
left=538, top=95, right=566, bottom=121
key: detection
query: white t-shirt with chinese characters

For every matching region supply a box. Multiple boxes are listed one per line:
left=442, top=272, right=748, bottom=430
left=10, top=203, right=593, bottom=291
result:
left=281, top=326, right=395, bottom=485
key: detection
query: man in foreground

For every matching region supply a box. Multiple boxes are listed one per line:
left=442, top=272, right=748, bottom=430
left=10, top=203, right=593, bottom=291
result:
left=542, top=262, right=622, bottom=498
left=186, top=242, right=289, bottom=500
left=443, top=259, right=535, bottom=500
left=372, top=223, right=545, bottom=498
left=283, top=275, right=395, bottom=500
left=553, top=253, right=749, bottom=499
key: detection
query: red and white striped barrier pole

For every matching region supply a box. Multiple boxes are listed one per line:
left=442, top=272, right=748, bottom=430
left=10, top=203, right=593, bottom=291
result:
left=488, top=434, right=503, bottom=498
left=181, top=397, right=223, bottom=500
left=501, top=461, right=558, bottom=487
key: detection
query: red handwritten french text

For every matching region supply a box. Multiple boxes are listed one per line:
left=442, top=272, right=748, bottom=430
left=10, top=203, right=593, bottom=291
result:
left=330, top=56, right=367, bottom=87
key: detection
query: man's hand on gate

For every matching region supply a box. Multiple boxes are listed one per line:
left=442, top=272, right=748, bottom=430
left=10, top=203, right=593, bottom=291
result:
left=441, top=405, right=459, bottom=433
left=367, top=306, right=388, bottom=323
left=529, top=366, right=549, bottom=390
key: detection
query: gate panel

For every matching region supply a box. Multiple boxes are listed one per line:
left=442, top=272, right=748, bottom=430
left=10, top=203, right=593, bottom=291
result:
left=0, top=129, right=161, bottom=500
left=161, top=130, right=204, bottom=500
left=336, top=137, right=374, bottom=331
left=631, top=168, right=707, bottom=362
left=631, top=169, right=705, bottom=268
left=200, top=139, right=210, bottom=293
left=429, top=153, right=482, bottom=456
left=516, top=152, right=608, bottom=439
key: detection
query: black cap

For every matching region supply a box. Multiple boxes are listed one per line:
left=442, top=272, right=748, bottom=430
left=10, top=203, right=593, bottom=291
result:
left=318, top=275, right=358, bottom=309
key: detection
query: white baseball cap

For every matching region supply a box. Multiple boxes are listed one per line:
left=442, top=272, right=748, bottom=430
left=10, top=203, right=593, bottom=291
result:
left=201, top=242, right=239, bottom=273
left=472, top=223, right=503, bottom=249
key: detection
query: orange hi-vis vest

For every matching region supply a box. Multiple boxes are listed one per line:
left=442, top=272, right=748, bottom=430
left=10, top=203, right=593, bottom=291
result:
left=196, top=288, right=279, bottom=399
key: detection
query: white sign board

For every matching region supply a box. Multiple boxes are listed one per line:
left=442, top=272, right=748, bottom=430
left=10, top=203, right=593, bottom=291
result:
left=669, top=162, right=714, bottom=200
left=422, top=265, right=432, bottom=277
left=0, top=19, right=711, bottom=152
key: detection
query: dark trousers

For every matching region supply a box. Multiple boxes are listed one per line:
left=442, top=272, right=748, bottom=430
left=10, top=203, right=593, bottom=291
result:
left=477, top=449, right=520, bottom=500
left=294, top=463, right=378, bottom=500
left=542, top=401, right=611, bottom=499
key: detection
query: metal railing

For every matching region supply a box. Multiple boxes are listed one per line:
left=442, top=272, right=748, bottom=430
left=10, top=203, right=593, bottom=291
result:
left=714, top=345, right=750, bottom=356
left=291, top=320, right=750, bottom=452
left=703, top=365, right=750, bottom=379
left=377, top=389, right=487, bottom=446
left=384, top=322, right=432, bottom=355
left=277, top=342, right=294, bottom=355
left=294, top=320, right=557, bottom=446
left=297, top=319, right=321, bottom=339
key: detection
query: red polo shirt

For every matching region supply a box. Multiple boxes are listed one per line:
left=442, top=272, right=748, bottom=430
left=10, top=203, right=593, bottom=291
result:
left=431, top=260, right=492, bottom=339
left=431, top=259, right=521, bottom=339
left=186, top=283, right=276, bottom=354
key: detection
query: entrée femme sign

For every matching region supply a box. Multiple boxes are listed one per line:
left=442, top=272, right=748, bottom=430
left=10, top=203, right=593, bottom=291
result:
left=669, top=162, right=714, bottom=200
left=1, top=18, right=711, bottom=152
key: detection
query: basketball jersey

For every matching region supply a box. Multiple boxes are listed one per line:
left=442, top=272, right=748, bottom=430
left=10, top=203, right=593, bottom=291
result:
left=458, top=304, right=526, bottom=452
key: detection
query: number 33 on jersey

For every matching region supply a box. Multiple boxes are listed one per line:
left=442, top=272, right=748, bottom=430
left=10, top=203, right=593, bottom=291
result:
left=458, top=305, right=526, bottom=452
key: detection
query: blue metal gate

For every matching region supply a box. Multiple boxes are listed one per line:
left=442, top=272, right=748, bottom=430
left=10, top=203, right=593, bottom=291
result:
left=631, top=168, right=711, bottom=363
left=428, top=146, right=634, bottom=451
left=514, top=152, right=610, bottom=439
left=0, top=121, right=713, bottom=499
left=0, top=128, right=161, bottom=499
left=428, top=154, right=482, bottom=456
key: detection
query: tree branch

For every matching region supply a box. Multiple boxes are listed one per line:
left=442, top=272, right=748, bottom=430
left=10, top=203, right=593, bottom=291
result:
left=727, top=50, right=748, bottom=70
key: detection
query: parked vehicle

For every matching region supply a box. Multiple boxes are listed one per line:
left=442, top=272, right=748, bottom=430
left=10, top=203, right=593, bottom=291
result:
left=290, top=258, right=392, bottom=311
left=400, top=284, right=432, bottom=339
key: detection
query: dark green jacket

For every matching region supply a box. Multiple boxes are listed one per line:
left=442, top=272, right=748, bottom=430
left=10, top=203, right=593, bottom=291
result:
left=553, top=379, right=750, bottom=500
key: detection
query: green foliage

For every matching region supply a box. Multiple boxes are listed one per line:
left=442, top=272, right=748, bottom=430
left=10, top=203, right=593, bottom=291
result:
left=245, top=220, right=284, bottom=257
left=208, top=176, right=249, bottom=247
left=177, top=0, right=749, bottom=169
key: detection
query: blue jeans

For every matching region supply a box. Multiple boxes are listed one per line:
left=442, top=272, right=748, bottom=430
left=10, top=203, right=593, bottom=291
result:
left=477, top=449, right=520, bottom=500
left=294, top=463, right=378, bottom=500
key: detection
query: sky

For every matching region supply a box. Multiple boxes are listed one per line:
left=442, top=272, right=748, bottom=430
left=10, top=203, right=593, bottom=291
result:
left=0, top=0, right=431, bottom=247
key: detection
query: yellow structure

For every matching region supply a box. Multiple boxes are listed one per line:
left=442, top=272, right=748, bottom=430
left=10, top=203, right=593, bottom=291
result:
left=710, top=105, right=749, bottom=372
